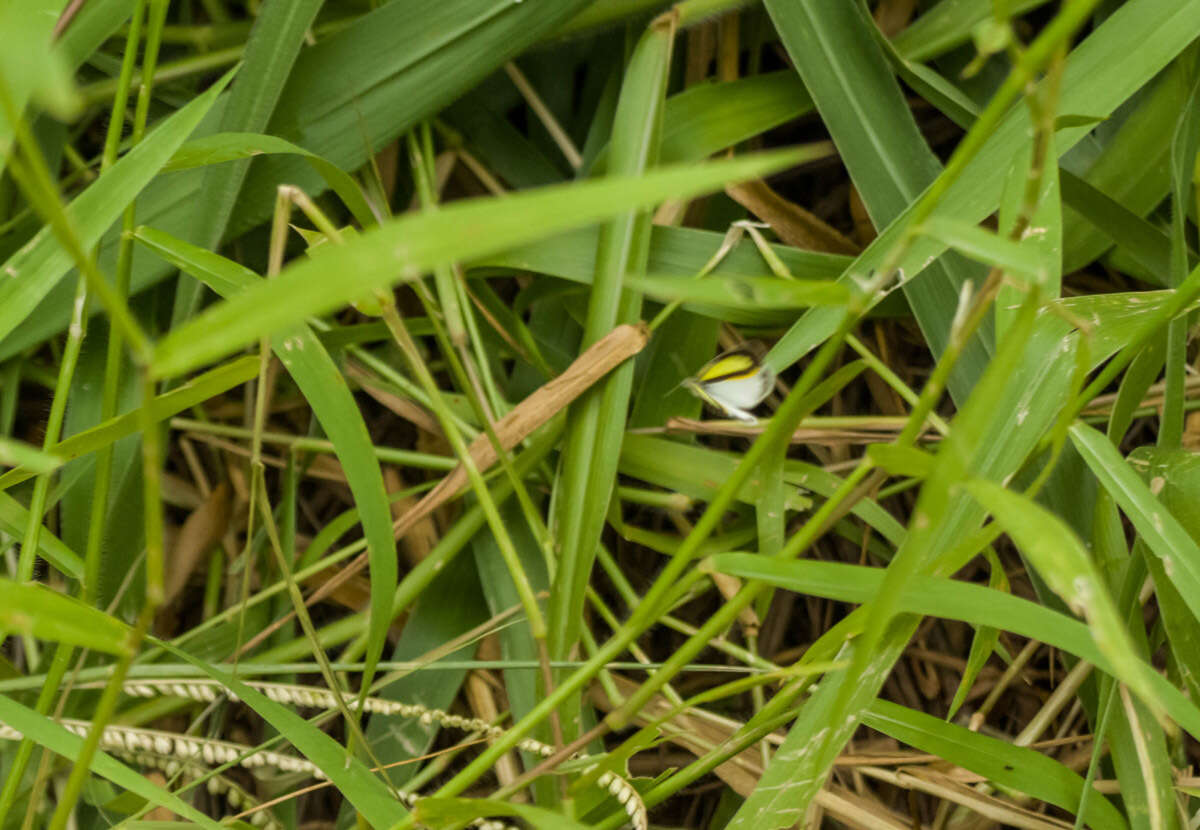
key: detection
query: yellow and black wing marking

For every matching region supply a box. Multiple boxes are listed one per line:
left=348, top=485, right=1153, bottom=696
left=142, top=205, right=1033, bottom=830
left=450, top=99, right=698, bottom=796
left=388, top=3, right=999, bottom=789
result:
left=694, top=348, right=760, bottom=384
left=684, top=345, right=774, bottom=423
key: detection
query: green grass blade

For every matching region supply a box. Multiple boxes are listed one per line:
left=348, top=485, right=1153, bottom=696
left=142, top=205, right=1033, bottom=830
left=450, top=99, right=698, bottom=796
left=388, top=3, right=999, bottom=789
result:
left=627, top=273, right=850, bottom=310
left=965, top=478, right=1176, bottom=727
left=1061, top=62, right=1187, bottom=275
left=1060, top=168, right=1174, bottom=282
left=230, top=0, right=596, bottom=233
left=547, top=13, right=674, bottom=704
left=590, top=70, right=814, bottom=172
left=1072, top=422, right=1200, bottom=627
left=173, top=0, right=323, bottom=323
left=729, top=295, right=1073, bottom=826
left=478, top=223, right=851, bottom=325
left=0, top=67, right=235, bottom=348
left=0, top=1, right=80, bottom=159
left=0, top=492, right=82, bottom=579
left=764, top=0, right=992, bottom=400
left=150, top=148, right=805, bottom=380
left=416, top=797, right=589, bottom=829
left=710, top=553, right=1200, bottom=738
left=0, top=579, right=128, bottom=655
left=0, top=695, right=225, bottom=829
left=152, top=639, right=408, bottom=827
left=0, top=355, right=258, bottom=491
left=131, top=225, right=397, bottom=701
left=862, top=700, right=1128, bottom=830
left=920, top=217, right=1048, bottom=281
left=0, top=436, right=62, bottom=473
left=891, top=0, right=1052, bottom=62
left=769, top=0, right=1200, bottom=371
left=164, top=131, right=376, bottom=229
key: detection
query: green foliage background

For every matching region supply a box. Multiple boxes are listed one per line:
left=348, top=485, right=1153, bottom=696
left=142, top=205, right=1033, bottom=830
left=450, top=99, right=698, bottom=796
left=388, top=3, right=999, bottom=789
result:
left=2, top=0, right=1200, bottom=828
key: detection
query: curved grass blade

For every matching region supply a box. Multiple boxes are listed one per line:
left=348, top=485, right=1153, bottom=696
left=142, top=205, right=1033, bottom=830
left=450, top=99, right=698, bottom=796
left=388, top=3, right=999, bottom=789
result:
left=164, top=132, right=375, bottom=228
left=965, top=478, right=1176, bottom=727
left=709, top=553, right=1200, bottom=738
left=132, top=225, right=397, bottom=707
left=863, top=700, right=1127, bottom=830
left=1071, top=422, right=1200, bottom=627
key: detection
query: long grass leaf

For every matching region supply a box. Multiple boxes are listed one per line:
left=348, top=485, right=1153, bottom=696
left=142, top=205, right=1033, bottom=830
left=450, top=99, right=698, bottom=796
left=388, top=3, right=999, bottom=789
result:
left=151, top=149, right=805, bottom=379
left=132, top=225, right=397, bottom=705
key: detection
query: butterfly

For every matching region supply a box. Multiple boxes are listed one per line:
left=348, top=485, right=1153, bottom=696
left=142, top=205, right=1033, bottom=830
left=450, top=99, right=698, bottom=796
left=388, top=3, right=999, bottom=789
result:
left=682, top=345, right=774, bottom=424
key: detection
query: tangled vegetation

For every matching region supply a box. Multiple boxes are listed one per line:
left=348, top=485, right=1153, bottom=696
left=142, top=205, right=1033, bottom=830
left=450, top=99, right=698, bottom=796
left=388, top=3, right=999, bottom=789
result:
left=2, top=0, right=1200, bottom=827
